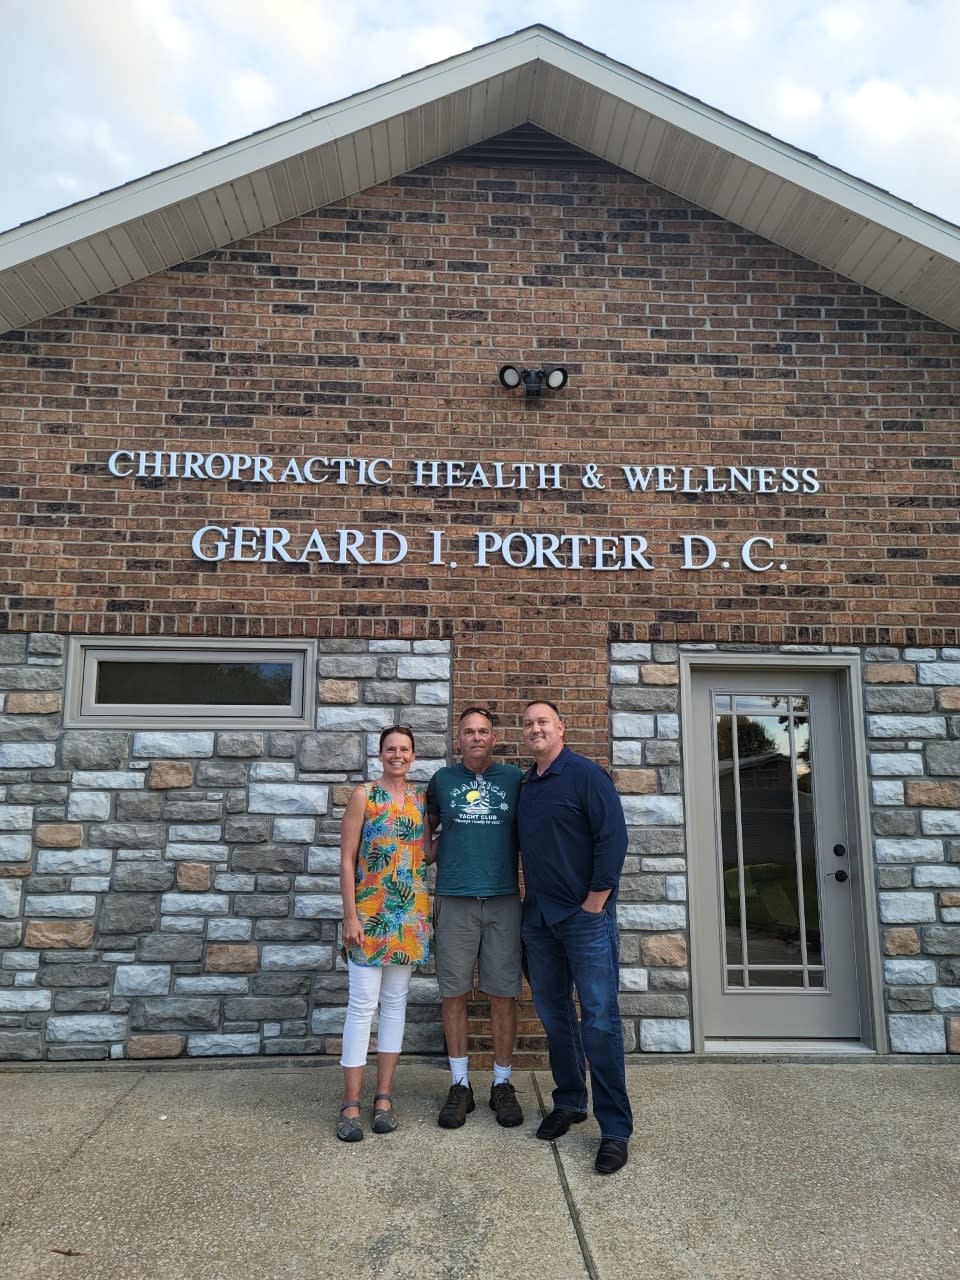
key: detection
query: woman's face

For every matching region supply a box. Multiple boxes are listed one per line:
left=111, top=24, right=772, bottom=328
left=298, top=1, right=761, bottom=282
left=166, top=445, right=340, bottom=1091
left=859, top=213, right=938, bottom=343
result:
left=379, top=731, right=415, bottom=777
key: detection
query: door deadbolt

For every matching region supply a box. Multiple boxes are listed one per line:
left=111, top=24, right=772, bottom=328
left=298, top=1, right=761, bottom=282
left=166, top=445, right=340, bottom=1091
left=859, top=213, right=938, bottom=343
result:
left=833, top=843, right=846, bottom=857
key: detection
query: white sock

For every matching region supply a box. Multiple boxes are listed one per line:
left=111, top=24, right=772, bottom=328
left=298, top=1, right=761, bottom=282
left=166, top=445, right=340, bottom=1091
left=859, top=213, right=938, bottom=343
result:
left=449, top=1055, right=469, bottom=1086
left=493, top=1062, right=512, bottom=1086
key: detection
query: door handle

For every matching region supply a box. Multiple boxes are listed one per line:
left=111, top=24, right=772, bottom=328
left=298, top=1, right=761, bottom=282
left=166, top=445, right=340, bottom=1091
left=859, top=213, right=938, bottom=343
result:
left=828, top=869, right=848, bottom=883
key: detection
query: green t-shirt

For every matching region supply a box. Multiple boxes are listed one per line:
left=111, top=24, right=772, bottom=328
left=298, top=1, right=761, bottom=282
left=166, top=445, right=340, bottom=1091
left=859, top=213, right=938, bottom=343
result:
left=426, top=761, right=523, bottom=896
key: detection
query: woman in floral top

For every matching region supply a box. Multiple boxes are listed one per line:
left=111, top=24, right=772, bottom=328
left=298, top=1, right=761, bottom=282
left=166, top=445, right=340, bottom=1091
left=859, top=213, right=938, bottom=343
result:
left=337, top=725, right=431, bottom=1141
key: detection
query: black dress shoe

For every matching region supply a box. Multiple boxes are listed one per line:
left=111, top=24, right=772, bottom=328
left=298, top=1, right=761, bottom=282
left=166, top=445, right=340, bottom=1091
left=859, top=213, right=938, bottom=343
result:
left=594, top=1137, right=629, bottom=1175
left=536, top=1109, right=589, bottom=1140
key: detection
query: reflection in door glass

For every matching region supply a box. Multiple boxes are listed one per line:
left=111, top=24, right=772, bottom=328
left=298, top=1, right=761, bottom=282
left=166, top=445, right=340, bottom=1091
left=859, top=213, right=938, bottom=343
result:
left=715, top=693, right=825, bottom=991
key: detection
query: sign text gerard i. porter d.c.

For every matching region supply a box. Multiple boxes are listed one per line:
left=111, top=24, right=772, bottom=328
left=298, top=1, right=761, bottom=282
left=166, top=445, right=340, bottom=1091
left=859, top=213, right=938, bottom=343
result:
left=104, top=451, right=823, bottom=574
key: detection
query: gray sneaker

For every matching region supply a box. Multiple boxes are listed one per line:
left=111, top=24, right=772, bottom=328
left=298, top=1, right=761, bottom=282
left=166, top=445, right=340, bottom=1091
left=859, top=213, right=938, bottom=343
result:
left=438, top=1081, right=475, bottom=1129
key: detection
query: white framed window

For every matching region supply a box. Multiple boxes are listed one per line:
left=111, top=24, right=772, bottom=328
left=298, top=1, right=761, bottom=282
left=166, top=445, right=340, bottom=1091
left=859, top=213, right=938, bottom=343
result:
left=64, top=638, right=316, bottom=729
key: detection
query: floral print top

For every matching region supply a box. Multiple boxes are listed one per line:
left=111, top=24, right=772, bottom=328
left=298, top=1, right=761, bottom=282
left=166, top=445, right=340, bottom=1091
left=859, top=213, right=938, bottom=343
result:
left=348, top=782, right=431, bottom=966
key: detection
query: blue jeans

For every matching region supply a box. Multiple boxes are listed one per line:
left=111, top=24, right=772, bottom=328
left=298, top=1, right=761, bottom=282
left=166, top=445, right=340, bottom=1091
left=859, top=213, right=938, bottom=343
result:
left=522, top=907, right=633, bottom=1141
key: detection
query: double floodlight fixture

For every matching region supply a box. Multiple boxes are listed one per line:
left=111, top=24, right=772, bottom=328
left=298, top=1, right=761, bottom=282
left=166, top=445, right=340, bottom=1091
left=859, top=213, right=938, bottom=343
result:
left=498, top=364, right=569, bottom=398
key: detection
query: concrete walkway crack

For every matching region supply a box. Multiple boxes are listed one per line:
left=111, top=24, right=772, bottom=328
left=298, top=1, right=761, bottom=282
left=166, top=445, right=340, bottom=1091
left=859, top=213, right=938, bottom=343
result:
left=530, top=1072, right=599, bottom=1280
left=57, top=1070, right=146, bottom=1170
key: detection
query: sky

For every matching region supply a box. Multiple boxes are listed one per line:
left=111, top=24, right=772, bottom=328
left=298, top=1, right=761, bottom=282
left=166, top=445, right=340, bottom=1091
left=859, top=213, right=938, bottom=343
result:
left=2, top=0, right=958, bottom=234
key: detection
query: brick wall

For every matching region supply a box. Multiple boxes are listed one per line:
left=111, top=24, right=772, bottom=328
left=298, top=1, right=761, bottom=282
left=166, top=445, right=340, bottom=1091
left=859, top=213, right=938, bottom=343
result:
left=1, top=160, right=958, bottom=759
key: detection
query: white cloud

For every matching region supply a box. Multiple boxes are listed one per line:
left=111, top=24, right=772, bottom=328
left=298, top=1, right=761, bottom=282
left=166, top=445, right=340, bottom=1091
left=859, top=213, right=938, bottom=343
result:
left=1, top=0, right=958, bottom=230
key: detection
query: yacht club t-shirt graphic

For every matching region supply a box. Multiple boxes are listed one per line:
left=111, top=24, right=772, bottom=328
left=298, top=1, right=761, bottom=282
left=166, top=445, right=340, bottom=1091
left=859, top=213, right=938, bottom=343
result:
left=453, top=775, right=512, bottom=825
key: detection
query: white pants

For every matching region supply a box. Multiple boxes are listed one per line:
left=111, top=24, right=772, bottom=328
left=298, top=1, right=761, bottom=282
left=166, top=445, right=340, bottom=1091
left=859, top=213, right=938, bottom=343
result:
left=340, top=960, right=413, bottom=1067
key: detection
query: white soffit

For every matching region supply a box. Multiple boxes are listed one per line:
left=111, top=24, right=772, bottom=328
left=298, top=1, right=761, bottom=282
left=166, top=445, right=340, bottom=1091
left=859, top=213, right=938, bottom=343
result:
left=1, top=25, right=959, bottom=333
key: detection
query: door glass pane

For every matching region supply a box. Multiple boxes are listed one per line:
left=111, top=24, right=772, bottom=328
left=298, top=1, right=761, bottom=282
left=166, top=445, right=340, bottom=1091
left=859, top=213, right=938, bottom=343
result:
left=714, top=691, right=824, bottom=991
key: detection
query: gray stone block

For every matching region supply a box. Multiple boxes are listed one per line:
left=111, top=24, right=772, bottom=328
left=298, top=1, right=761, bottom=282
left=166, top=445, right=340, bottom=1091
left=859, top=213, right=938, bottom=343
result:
left=162, top=801, right=222, bottom=821
left=294, top=894, right=343, bottom=919
left=621, top=795, right=684, bottom=826
left=0, top=715, right=61, bottom=742
left=130, top=998, right=219, bottom=1030
left=46, top=1014, right=127, bottom=1043
left=253, top=974, right=311, bottom=996
left=0, top=989, right=52, bottom=1011
left=363, top=681, right=413, bottom=705
left=112, top=863, right=176, bottom=892
left=47, top=1045, right=110, bottom=1061
left=137, top=935, right=204, bottom=962
left=186, top=1033, right=260, bottom=1056
left=232, top=845, right=305, bottom=874
left=0, top=635, right=27, bottom=662
left=886, top=986, right=934, bottom=1012
left=99, top=894, right=160, bottom=933
left=298, top=734, right=362, bottom=772
left=196, top=762, right=248, bottom=786
left=864, top=687, right=936, bottom=713
left=0, top=881, right=22, bottom=919
left=617, top=904, right=687, bottom=930
left=0, top=743, right=57, bottom=768
left=25, top=894, right=97, bottom=918
left=627, top=829, right=685, bottom=856
left=113, top=965, right=172, bottom=995
left=215, top=732, right=264, bottom=757
left=133, top=732, right=215, bottom=758
left=255, top=920, right=323, bottom=941
left=922, top=926, right=960, bottom=954
left=115, top=793, right=164, bottom=822
left=0, top=666, right=62, bottom=691
left=618, top=994, right=690, bottom=1017
left=28, top=633, right=64, bottom=656
left=873, top=811, right=919, bottom=836
left=38, top=964, right=112, bottom=988
left=868, top=715, right=945, bottom=739
left=248, top=783, right=329, bottom=815
left=887, top=1013, right=946, bottom=1052
left=159, top=893, right=229, bottom=916
left=639, top=1018, right=692, bottom=1052
left=612, top=688, right=679, bottom=713
left=0, top=1031, right=42, bottom=1059
left=225, top=816, right=270, bottom=842
left=223, top=997, right=306, bottom=1020
left=235, top=894, right=291, bottom=918
left=67, top=792, right=111, bottom=821
left=89, top=823, right=163, bottom=849
left=938, top=959, right=960, bottom=983
left=62, top=732, right=129, bottom=770
left=37, top=849, right=113, bottom=875
left=54, top=991, right=112, bottom=1012
left=876, top=867, right=912, bottom=889
left=262, top=944, right=332, bottom=969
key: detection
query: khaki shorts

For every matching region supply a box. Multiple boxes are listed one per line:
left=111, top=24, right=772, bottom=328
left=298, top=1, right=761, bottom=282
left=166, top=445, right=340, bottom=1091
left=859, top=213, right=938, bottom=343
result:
left=433, top=894, right=522, bottom=998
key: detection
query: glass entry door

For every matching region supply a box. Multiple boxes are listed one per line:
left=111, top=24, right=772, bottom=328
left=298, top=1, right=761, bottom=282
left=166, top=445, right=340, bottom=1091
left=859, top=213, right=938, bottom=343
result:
left=690, top=669, right=862, bottom=1039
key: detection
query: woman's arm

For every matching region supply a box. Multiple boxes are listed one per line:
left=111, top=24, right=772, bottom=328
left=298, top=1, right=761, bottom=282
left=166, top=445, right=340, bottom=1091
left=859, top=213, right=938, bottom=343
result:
left=339, top=785, right=367, bottom=949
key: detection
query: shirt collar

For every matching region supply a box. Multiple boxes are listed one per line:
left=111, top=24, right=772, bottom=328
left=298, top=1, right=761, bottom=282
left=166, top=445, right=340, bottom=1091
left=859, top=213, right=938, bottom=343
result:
left=534, top=745, right=570, bottom=778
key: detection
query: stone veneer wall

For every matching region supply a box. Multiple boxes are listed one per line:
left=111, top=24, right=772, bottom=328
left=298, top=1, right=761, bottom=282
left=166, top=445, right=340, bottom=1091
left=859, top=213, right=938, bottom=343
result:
left=0, top=634, right=450, bottom=1061
left=609, top=641, right=960, bottom=1055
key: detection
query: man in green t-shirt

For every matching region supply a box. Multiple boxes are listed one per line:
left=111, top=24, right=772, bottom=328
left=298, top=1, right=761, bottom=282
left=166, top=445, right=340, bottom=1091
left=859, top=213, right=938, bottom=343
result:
left=427, top=707, right=524, bottom=1130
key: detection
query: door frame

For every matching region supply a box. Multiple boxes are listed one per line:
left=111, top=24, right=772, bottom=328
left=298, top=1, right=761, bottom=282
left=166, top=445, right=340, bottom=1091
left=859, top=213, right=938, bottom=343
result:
left=680, top=651, right=886, bottom=1053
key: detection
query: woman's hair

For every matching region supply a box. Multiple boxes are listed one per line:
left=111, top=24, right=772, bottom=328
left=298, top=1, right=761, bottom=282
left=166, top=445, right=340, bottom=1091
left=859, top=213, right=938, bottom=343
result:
left=378, top=724, right=416, bottom=752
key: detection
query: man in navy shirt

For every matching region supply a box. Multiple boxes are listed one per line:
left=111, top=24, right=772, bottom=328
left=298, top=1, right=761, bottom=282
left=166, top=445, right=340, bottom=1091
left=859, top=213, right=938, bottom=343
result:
left=517, top=700, right=633, bottom=1175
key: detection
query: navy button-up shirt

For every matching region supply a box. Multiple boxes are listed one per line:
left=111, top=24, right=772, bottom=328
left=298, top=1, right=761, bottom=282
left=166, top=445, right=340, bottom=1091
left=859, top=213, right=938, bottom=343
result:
left=517, top=746, right=628, bottom=924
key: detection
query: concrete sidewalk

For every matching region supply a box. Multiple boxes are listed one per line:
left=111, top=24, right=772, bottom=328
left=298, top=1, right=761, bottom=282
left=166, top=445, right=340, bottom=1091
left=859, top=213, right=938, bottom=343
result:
left=0, top=1058, right=956, bottom=1280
